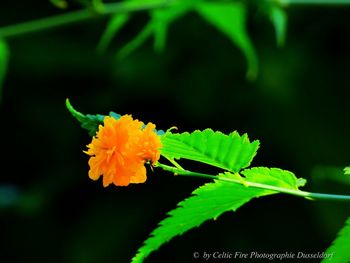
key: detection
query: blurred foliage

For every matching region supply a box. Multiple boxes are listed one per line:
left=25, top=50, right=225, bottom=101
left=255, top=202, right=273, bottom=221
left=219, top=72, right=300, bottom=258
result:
left=344, top=167, right=350, bottom=175
left=1, top=0, right=350, bottom=262
left=0, top=0, right=289, bottom=83
left=0, top=39, right=9, bottom=101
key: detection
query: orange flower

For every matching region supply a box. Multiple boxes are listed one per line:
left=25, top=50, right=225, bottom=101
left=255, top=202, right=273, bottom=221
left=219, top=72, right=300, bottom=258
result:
left=84, top=115, right=162, bottom=187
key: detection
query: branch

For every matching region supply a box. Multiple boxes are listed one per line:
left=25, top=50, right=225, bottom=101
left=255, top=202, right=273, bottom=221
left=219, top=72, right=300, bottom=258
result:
left=0, top=0, right=174, bottom=39
left=277, top=0, right=350, bottom=5
left=157, top=163, right=350, bottom=202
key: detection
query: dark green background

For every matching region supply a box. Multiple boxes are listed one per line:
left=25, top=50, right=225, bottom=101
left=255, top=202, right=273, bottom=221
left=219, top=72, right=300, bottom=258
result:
left=1, top=1, right=350, bottom=262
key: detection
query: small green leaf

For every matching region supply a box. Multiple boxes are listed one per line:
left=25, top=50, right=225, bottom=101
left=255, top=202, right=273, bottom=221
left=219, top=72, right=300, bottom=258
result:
left=0, top=39, right=9, bottom=102
left=269, top=6, right=287, bottom=47
left=66, top=99, right=165, bottom=136
left=160, top=129, right=259, bottom=172
left=65, top=98, right=104, bottom=136
left=132, top=176, right=272, bottom=263
left=196, top=2, right=258, bottom=80
left=65, top=99, right=121, bottom=136
left=344, top=167, right=350, bottom=175
left=97, top=14, right=129, bottom=54
left=322, top=217, right=350, bottom=263
left=242, top=167, right=306, bottom=190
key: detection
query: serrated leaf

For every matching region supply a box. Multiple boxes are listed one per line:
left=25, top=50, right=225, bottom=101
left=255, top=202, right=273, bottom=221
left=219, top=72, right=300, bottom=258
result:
left=160, top=129, right=259, bottom=172
left=196, top=2, right=258, bottom=80
left=65, top=99, right=121, bottom=136
left=132, top=176, right=272, bottom=263
left=0, top=39, right=9, bottom=102
left=268, top=5, right=287, bottom=47
left=242, top=167, right=306, bottom=190
left=97, top=14, right=129, bottom=53
left=322, top=217, right=350, bottom=263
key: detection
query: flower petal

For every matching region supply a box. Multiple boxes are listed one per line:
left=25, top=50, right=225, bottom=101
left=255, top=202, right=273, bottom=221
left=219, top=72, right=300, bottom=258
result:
left=84, top=114, right=162, bottom=187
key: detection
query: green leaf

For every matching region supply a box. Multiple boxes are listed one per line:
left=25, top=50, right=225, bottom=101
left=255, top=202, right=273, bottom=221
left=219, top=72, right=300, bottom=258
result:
left=268, top=6, right=287, bottom=47
left=0, top=39, right=9, bottom=102
left=196, top=2, right=258, bottom=80
left=160, top=129, right=259, bottom=172
left=65, top=99, right=165, bottom=136
left=65, top=99, right=121, bottom=136
left=132, top=175, right=272, bottom=263
left=322, top=217, right=350, bottom=263
left=242, top=167, right=306, bottom=190
left=344, top=167, right=350, bottom=175
left=97, top=14, right=129, bottom=53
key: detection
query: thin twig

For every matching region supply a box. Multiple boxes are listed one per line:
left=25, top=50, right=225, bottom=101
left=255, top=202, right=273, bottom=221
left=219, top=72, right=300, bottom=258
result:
left=0, top=0, right=174, bottom=38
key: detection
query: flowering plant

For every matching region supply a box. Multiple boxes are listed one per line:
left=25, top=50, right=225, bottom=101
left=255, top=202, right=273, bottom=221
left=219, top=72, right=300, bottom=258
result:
left=67, top=99, right=350, bottom=263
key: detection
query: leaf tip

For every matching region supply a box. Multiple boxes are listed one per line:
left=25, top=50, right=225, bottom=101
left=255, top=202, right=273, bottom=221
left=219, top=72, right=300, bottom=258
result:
left=65, top=97, right=71, bottom=107
left=297, top=178, right=307, bottom=188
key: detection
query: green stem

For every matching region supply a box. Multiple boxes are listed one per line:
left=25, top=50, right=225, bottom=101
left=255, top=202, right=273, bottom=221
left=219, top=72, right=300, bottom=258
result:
left=164, top=157, right=184, bottom=170
left=157, top=163, right=350, bottom=202
left=276, top=0, right=350, bottom=5
left=0, top=0, right=174, bottom=39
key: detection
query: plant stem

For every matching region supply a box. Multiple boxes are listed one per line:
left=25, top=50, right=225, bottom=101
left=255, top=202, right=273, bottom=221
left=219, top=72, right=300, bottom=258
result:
left=276, top=0, right=350, bottom=5
left=164, top=157, right=185, bottom=170
left=157, top=163, right=350, bottom=202
left=0, top=0, right=174, bottom=39
left=1, top=0, right=349, bottom=39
